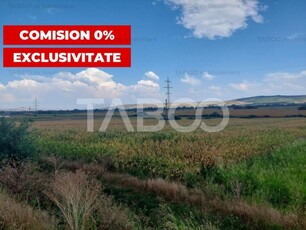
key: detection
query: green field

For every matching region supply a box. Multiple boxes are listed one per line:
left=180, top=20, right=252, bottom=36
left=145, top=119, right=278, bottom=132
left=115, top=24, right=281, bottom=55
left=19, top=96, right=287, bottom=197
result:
left=0, top=114, right=306, bottom=229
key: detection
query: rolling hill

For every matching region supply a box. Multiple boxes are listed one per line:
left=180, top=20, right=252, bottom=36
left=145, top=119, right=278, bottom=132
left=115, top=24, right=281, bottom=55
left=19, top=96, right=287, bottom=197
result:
left=230, top=95, right=306, bottom=105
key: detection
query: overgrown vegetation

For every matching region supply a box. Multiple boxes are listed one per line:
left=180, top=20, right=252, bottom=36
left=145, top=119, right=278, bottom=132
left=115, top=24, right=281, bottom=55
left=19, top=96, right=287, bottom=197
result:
left=0, top=118, right=36, bottom=162
left=0, top=188, right=56, bottom=230
left=0, top=117, right=306, bottom=229
left=217, top=141, right=306, bottom=211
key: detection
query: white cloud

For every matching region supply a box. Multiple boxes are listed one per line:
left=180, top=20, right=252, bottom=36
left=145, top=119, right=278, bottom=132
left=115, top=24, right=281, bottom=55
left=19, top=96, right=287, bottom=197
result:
left=175, top=70, right=306, bottom=101
left=265, top=71, right=306, bottom=82
left=0, top=68, right=161, bottom=110
left=227, top=70, right=306, bottom=97
left=127, top=80, right=161, bottom=100
left=262, top=70, right=306, bottom=93
left=181, top=73, right=201, bottom=86
left=203, top=71, right=215, bottom=80
left=8, top=79, right=39, bottom=89
left=3, top=68, right=306, bottom=110
left=229, top=82, right=249, bottom=91
left=165, top=0, right=266, bottom=39
left=136, top=80, right=160, bottom=89
left=145, top=71, right=160, bottom=80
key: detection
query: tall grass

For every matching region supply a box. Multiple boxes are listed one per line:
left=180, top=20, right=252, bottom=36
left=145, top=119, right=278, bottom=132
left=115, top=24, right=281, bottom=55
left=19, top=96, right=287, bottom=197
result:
left=216, top=141, right=306, bottom=211
left=45, top=170, right=101, bottom=230
left=45, top=169, right=134, bottom=230
left=35, top=126, right=295, bottom=181
left=53, top=157, right=303, bottom=229
left=0, top=189, right=55, bottom=230
left=1, top=117, right=304, bottom=229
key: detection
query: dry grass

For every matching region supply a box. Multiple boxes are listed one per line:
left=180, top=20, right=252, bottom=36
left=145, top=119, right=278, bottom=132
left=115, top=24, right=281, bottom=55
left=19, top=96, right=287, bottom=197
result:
left=0, top=162, right=50, bottom=202
left=96, top=196, right=134, bottom=230
left=56, top=159, right=306, bottom=229
left=0, top=189, right=55, bottom=230
left=211, top=200, right=299, bottom=229
left=0, top=156, right=303, bottom=229
left=146, top=178, right=188, bottom=202
left=45, top=170, right=102, bottom=230
left=0, top=159, right=135, bottom=229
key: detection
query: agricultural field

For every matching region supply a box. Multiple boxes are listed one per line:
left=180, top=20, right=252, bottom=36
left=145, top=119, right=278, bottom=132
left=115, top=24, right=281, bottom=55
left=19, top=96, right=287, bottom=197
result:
left=0, top=113, right=306, bottom=229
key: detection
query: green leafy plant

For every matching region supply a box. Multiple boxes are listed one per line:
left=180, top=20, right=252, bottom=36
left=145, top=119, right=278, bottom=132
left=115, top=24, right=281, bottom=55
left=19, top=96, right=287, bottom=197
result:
left=0, top=118, right=36, bottom=162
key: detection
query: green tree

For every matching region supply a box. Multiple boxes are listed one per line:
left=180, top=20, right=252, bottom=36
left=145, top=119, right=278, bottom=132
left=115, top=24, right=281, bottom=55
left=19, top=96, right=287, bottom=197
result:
left=0, top=118, right=36, bottom=162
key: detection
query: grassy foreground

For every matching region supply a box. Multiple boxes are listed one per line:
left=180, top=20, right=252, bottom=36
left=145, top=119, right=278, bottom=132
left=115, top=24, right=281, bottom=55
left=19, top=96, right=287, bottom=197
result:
left=0, top=117, right=305, bottom=229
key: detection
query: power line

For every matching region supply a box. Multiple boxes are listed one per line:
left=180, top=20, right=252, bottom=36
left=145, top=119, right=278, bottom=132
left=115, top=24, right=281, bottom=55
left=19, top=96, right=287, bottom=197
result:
left=34, top=97, right=38, bottom=114
left=164, top=77, right=172, bottom=110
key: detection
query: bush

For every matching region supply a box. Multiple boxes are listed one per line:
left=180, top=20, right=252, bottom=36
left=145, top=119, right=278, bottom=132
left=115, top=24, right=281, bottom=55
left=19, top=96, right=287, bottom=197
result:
left=0, top=189, right=56, bottom=230
left=0, top=162, right=50, bottom=206
left=45, top=170, right=102, bottom=230
left=46, top=170, right=134, bottom=229
left=0, top=118, right=36, bottom=162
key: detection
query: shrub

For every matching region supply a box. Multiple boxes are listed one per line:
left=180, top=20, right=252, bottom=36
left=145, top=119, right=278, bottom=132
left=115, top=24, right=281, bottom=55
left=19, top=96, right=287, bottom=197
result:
left=45, top=170, right=102, bottom=230
left=0, top=118, right=36, bottom=162
left=46, top=169, right=135, bottom=229
left=0, top=189, right=56, bottom=230
left=0, top=162, right=50, bottom=205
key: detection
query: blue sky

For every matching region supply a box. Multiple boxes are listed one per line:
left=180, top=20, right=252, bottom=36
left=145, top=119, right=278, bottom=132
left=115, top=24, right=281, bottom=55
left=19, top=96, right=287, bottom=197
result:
left=0, top=0, right=306, bottom=109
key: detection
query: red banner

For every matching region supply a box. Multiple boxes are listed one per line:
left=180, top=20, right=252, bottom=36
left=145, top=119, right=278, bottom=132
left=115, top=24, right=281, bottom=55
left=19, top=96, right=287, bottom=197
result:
left=3, top=25, right=131, bottom=45
left=3, top=48, right=131, bottom=67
